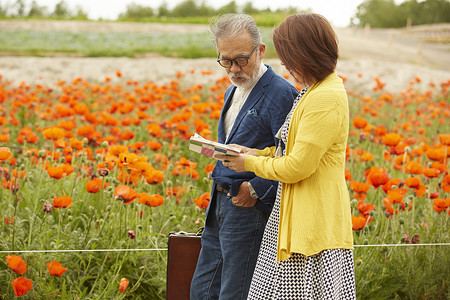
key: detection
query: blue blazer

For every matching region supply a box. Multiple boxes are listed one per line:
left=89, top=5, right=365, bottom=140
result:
left=210, top=65, right=298, bottom=214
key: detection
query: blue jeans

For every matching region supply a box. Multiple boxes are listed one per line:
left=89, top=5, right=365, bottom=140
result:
left=190, top=191, right=268, bottom=300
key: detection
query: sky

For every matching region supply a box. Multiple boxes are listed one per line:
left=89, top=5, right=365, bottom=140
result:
left=31, top=0, right=367, bottom=27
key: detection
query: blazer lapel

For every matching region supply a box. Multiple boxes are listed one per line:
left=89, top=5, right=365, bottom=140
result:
left=218, top=86, right=236, bottom=143
left=225, top=83, right=264, bottom=143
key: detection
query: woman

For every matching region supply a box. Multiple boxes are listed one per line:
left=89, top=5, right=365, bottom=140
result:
left=218, top=13, right=356, bottom=299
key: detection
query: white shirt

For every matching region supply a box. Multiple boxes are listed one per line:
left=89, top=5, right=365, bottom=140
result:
left=224, top=63, right=267, bottom=140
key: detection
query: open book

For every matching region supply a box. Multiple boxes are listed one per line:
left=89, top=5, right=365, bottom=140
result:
left=189, top=133, right=241, bottom=160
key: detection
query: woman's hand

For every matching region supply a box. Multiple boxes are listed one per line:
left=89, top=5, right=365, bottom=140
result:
left=228, top=144, right=258, bottom=156
left=216, top=153, right=248, bottom=173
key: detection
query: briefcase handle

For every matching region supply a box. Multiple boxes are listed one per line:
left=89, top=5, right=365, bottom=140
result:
left=169, top=227, right=204, bottom=237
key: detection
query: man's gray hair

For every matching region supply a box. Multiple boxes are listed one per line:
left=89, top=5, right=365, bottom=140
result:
left=210, top=14, right=262, bottom=50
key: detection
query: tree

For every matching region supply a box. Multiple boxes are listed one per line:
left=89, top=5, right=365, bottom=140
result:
left=157, top=2, right=170, bottom=17
left=52, top=0, right=71, bottom=18
left=172, top=0, right=198, bottom=17
left=73, top=5, right=88, bottom=20
left=243, top=1, right=259, bottom=14
left=119, top=2, right=154, bottom=19
left=13, top=0, right=26, bottom=17
left=217, top=1, right=237, bottom=14
left=355, top=0, right=450, bottom=28
left=28, top=0, right=47, bottom=17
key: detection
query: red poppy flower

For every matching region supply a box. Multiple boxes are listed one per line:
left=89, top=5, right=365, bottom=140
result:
left=6, top=255, right=27, bottom=274
left=12, top=277, right=33, bottom=297
left=46, top=261, right=68, bottom=277
left=119, top=277, right=129, bottom=293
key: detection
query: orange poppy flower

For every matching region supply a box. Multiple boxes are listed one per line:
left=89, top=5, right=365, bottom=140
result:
left=426, top=148, right=445, bottom=162
left=350, top=180, right=370, bottom=194
left=46, top=261, right=68, bottom=277
left=0, top=133, right=9, bottom=142
left=387, top=188, right=408, bottom=203
left=366, top=166, right=389, bottom=189
left=114, top=185, right=138, bottom=204
left=12, top=277, right=33, bottom=297
left=442, top=175, right=450, bottom=193
left=137, top=193, right=165, bottom=207
left=404, top=177, right=421, bottom=188
left=345, top=169, right=352, bottom=181
left=53, top=196, right=73, bottom=209
left=119, top=277, right=129, bottom=293
left=439, top=134, right=450, bottom=145
left=351, top=215, right=367, bottom=230
left=46, top=166, right=65, bottom=179
left=148, top=141, right=163, bottom=150
left=86, top=178, right=104, bottom=193
left=120, top=130, right=134, bottom=141
left=0, top=147, right=12, bottom=161
left=6, top=255, right=27, bottom=274
left=433, top=198, right=450, bottom=212
left=405, top=161, right=424, bottom=175
left=423, top=167, right=440, bottom=178
left=356, top=200, right=375, bottom=215
left=382, top=133, right=402, bottom=147
left=69, top=138, right=84, bottom=150
left=352, top=117, right=368, bottom=129
left=194, top=192, right=210, bottom=209
left=43, top=127, right=65, bottom=140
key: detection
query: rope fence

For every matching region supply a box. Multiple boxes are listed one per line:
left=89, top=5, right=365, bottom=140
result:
left=1, top=243, right=449, bottom=254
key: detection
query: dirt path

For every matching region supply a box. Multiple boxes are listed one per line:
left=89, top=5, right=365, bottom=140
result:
left=0, top=20, right=449, bottom=93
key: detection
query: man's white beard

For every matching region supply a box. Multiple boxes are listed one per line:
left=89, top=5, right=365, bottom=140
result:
left=228, top=62, right=261, bottom=89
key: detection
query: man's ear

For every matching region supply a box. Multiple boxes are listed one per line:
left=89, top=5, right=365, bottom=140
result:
left=259, top=44, right=266, bottom=60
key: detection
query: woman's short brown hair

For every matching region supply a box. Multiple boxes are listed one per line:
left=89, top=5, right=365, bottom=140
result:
left=273, top=13, right=338, bottom=84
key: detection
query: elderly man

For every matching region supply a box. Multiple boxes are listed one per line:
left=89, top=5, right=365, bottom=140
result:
left=190, top=14, right=298, bottom=300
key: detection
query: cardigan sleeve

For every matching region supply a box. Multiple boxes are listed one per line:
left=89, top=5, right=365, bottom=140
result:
left=256, top=146, right=276, bottom=157
left=245, top=91, right=343, bottom=183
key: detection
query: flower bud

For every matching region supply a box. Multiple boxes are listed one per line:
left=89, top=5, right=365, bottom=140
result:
left=98, top=168, right=109, bottom=177
left=127, top=230, right=136, bottom=239
left=43, top=201, right=53, bottom=213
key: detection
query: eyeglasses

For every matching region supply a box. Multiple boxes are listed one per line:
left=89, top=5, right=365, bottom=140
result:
left=217, top=46, right=259, bottom=68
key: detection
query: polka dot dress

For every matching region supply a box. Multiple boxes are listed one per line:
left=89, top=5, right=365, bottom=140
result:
left=247, top=89, right=356, bottom=300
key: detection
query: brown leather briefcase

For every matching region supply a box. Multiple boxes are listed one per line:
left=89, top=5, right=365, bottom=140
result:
left=166, top=228, right=203, bottom=300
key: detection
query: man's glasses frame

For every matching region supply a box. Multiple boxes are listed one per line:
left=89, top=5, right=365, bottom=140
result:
left=217, top=45, right=259, bottom=68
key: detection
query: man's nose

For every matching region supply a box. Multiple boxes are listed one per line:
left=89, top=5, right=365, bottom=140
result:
left=229, top=62, right=242, bottom=73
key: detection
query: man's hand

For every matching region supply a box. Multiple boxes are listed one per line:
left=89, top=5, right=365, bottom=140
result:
left=228, top=182, right=257, bottom=207
left=217, top=153, right=248, bottom=172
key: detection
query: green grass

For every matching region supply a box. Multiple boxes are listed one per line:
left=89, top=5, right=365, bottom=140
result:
left=0, top=23, right=278, bottom=58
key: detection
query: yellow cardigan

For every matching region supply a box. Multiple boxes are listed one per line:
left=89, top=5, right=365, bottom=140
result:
left=245, top=72, right=353, bottom=261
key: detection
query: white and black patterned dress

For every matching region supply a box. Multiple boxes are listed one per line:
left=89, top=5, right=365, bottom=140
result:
left=248, top=89, right=356, bottom=300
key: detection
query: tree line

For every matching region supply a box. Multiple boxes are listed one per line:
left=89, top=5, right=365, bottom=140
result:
left=0, top=0, right=448, bottom=27
left=354, top=0, right=449, bottom=28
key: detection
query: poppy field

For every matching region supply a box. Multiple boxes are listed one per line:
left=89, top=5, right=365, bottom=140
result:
left=0, top=69, right=449, bottom=299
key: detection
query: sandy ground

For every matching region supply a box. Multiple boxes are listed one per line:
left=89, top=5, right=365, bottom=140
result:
left=0, top=20, right=449, bottom=93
